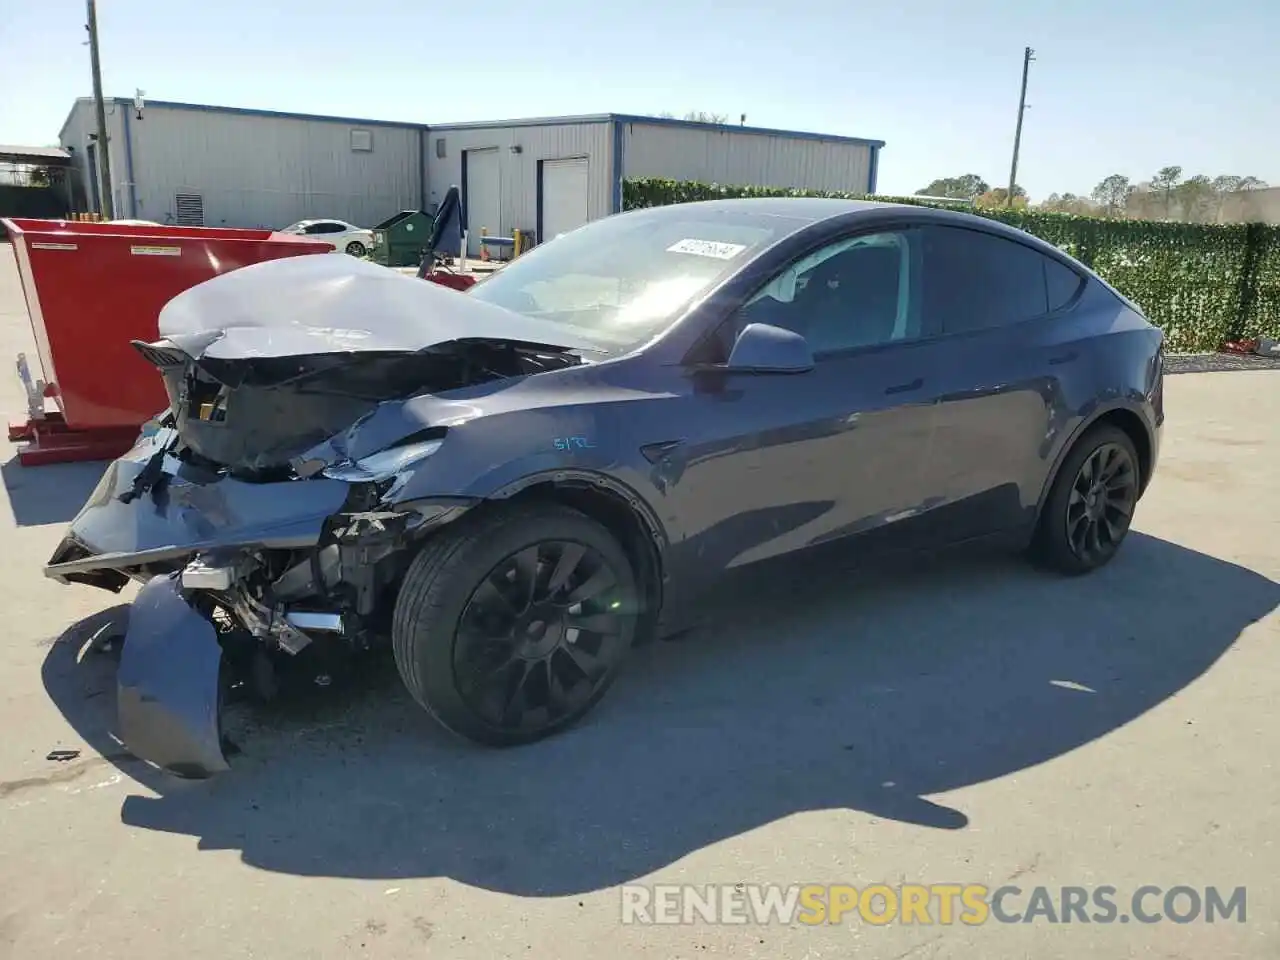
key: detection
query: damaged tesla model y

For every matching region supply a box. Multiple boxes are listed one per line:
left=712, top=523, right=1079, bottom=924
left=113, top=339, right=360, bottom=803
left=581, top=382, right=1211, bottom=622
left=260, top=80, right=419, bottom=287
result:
left=45, top=198, right=1164, bottom=777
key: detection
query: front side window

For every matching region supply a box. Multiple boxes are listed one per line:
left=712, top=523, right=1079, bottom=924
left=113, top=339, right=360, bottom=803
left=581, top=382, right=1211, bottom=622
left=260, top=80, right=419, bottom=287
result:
left=738, top=230, right=920, bottom=355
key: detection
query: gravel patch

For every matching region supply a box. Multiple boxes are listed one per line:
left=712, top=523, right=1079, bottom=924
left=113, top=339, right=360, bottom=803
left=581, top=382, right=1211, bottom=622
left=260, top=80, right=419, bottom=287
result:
left=1165, top=352, right=1280, bottom=374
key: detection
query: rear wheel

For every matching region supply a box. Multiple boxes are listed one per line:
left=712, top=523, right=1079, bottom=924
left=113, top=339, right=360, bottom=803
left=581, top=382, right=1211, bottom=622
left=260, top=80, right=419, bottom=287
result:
left=345, top=241, right=367, bottom=257
left=1032, top=424, right=1141, bottom=574
left=392, top=505, right=638, bottom=746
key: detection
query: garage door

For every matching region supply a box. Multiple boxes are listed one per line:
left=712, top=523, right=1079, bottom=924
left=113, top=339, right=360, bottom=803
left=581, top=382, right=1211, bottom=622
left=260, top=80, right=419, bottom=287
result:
left=465, top=148, right=501, bottom=257
left=541, top=158, right=590, bottom=243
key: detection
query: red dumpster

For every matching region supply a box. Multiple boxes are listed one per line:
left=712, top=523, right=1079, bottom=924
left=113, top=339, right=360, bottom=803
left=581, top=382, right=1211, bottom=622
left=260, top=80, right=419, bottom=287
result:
left=2, top=219, right=334, bottom=465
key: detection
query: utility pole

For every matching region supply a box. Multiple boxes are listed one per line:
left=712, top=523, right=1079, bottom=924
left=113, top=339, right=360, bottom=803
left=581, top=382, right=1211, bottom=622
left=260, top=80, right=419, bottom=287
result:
left=86, top=0, right=114, bottom=218
left=1006, top=46, right=1034, bottom=208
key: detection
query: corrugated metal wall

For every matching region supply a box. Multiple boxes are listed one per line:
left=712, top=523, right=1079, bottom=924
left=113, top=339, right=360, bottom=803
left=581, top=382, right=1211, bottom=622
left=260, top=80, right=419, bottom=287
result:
left=424, top=121, right=613, bottom=240
left=118, top=105, right=422, bottom=229
left=57, top=102, right=93, bottom=209
left=59, top=99, right=128, bottom=216
left=55, top=101, right=885, bottom=232
left=621, top=121, right=874, bottom=195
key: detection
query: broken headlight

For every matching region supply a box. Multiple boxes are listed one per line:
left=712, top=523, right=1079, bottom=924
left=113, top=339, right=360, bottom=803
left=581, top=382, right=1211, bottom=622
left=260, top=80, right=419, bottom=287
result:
left=320, top=439, right=444, bottom=483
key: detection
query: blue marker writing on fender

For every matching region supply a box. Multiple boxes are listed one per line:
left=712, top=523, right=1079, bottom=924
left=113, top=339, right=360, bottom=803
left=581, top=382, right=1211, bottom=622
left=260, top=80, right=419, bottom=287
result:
left=553, top=436, right=595, bottom=451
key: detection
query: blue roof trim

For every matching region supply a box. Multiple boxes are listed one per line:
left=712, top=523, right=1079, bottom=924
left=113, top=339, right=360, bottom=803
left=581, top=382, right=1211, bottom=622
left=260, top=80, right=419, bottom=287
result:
left=427, top=114, right=614, bottom=132
left=65, top=99, right=887, bottom=152
left=110, top=97, right=427, bottom=130
left=609, top=113, right=886, bottom=149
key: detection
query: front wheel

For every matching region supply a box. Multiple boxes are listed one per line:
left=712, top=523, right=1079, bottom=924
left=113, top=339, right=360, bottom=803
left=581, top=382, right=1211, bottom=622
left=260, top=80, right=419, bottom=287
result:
left=345, top=241, right=367, bottom=257
left=392, top=505, right=639, bottom=746
left=1032, top=424, right=1141, bottom=574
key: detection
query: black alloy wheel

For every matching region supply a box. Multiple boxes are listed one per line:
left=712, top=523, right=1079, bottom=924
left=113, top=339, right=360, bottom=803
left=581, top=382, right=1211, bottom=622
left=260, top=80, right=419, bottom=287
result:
left=392, top=504, right=639, bottom=745
left=1065, top=441, right=1137, bottom=565
left=454, top=540, right=630, bottom=732
left=1033, top=423, right=1142, bottom=574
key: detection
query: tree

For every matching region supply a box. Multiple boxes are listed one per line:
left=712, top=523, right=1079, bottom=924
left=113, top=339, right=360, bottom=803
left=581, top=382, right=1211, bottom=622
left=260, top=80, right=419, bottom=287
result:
left=1174, top=174, right=1216, bottom=221
left=26, top=166, right=51, bottom=188
left=1091, top=174, right=1131, bottom=215
left=1211, top=175, right=1242, bottom=195
left=1150, top=166, right=1182, bottom=215
left=976, top=186, right=1028, bottom=208
left=1207, top=175, right=1268, bottom=222
left=1040, top=192, right=1094, bottom=214
left=915, top=174, right=989, bottom=200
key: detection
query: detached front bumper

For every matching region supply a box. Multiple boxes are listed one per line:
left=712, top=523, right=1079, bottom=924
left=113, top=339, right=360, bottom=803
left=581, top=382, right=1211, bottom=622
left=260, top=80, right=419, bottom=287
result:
left=45, top=431, right=352, bottom=777
left=118, top=574, right=229, bottom=778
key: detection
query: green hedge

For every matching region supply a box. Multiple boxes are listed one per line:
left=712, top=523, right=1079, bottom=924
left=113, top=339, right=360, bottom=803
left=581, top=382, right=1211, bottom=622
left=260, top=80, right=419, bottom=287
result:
left=623, top=178, right=1280, bottom=352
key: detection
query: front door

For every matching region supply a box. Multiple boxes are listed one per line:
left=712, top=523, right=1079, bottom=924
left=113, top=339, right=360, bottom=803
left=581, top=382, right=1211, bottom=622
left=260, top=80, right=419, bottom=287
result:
left=659, top=228, right=944, bottom=597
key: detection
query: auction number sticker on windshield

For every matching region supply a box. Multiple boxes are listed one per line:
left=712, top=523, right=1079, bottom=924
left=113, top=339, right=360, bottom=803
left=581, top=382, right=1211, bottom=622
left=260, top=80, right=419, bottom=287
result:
left=666, top=238, right=747, bottom=260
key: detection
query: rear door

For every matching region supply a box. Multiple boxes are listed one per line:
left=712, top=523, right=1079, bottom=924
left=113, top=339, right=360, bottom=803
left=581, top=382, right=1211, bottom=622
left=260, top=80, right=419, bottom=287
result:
left=914, top=224, right=1089, bottom=540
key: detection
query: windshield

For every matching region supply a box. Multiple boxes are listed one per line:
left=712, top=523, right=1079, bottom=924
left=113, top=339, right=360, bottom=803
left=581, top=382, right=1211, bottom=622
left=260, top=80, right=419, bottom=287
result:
left=467, top=206, right=803, bottom=354
left=281, top=221, right=309, bottom=233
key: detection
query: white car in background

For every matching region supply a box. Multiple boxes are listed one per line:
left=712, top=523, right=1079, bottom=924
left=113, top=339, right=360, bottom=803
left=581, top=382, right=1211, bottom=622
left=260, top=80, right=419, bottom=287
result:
left=279, top=219, right=375, bottom=256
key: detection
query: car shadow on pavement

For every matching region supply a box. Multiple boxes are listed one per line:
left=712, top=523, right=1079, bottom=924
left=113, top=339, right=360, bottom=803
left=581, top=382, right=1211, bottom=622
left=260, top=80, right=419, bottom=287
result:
left=1, top=456, right=105, bottom=526
left=41, top=531, right=1279, bottom=897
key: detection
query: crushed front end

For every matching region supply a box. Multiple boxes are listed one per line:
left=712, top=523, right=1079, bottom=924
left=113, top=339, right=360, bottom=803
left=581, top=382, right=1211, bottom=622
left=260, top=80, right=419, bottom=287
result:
left=45, top=422, right=469, bottom=777
left=43, top=254, right=597, bottom=777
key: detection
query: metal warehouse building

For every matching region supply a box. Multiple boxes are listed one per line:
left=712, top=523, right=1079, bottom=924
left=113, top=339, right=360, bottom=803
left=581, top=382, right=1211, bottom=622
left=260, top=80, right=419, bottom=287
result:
left=59, top=98, right=884, bottom=254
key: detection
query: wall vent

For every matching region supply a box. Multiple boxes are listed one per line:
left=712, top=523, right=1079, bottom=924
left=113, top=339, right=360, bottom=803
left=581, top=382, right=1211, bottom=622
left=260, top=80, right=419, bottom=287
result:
left=174, top=193, right=204, bottom=226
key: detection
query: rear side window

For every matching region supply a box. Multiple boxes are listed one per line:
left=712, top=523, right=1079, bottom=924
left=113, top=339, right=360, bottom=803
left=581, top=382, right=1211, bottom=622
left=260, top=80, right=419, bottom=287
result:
left=920, top=226, right=1051, bottom=334
left=1045, top=258, right=1085, bottom=311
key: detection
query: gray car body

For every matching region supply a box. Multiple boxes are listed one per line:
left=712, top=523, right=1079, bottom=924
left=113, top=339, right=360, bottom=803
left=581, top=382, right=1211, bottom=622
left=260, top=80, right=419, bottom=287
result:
left=49, top=198, right=1164, bottom=627
left=45, top=199, right=1165, bottom=777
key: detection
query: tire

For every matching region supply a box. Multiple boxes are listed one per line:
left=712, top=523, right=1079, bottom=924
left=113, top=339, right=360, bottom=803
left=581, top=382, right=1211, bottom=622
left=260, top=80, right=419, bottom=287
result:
left=345, top=241, right=367, bottom=257
left=392, top=504, right=639, bottom=746
left=1031, top=424, right=1141, bottom=575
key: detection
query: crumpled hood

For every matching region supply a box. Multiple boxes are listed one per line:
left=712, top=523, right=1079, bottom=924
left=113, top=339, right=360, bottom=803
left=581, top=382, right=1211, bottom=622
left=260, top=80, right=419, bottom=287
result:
left=157, top=253, right=603, bottom=360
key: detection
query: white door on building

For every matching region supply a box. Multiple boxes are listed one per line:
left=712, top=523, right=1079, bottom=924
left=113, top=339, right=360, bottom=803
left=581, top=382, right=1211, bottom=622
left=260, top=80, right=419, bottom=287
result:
left=541, top=158, right=590, bottom=244
left=465, top=148, right=501, bottom=258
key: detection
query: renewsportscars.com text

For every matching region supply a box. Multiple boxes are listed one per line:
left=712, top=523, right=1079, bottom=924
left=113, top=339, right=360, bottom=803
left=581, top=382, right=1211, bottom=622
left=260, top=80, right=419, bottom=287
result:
left=620, top=884, right=1247, bottom=926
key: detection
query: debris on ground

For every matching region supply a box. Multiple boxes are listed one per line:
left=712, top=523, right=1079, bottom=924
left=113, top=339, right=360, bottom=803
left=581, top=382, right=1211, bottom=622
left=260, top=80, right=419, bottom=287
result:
left=46, top=749, right=81, bottom=762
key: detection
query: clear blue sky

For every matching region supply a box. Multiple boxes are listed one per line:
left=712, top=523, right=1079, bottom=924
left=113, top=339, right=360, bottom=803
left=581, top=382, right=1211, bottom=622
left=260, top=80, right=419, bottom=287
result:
left=1, top=0, right=1275, bottom=200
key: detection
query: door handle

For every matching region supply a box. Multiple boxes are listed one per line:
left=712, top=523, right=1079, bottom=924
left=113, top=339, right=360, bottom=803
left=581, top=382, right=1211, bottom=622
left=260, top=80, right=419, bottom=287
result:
left=885, top=378, right=923, bottom=395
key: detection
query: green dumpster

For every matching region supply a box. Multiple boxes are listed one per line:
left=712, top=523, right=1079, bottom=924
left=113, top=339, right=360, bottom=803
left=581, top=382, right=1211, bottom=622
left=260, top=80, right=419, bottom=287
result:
left=370, top=210, right=434, bottom=267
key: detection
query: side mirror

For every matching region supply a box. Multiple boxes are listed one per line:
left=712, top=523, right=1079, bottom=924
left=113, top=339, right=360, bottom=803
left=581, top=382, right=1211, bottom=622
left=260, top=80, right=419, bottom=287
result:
left=725, top=322, right=815, bottom=374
